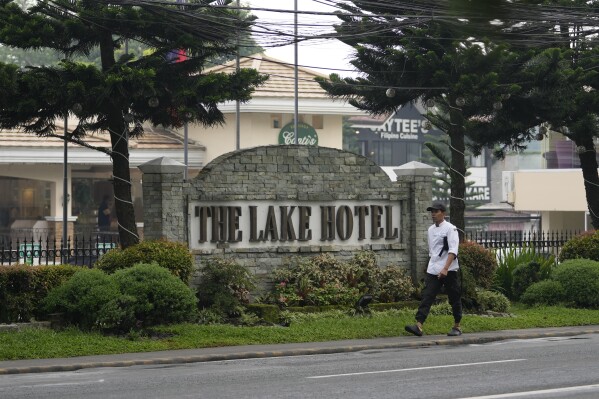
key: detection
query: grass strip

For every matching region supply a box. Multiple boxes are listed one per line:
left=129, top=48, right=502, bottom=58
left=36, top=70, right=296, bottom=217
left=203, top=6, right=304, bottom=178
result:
left=1, top=305, right=598, bottom=361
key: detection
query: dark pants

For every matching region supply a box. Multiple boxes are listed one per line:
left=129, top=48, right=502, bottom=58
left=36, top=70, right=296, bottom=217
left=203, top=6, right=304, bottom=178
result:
left=415, top=271, right=462, bottom=324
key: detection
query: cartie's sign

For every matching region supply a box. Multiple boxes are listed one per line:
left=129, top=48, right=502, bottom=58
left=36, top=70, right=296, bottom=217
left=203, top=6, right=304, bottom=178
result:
left=278, top=122, right=319, bottom=145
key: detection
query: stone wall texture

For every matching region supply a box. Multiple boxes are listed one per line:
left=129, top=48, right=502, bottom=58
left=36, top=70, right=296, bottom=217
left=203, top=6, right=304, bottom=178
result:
left=140, top=145, right=433, bottom=291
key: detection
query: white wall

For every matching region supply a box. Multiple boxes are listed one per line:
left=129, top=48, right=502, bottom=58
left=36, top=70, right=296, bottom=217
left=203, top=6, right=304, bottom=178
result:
left=188, top=112, right=343, bottom=164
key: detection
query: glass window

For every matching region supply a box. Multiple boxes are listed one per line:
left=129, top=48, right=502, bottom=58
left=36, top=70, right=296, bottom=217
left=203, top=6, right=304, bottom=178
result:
left=271, top=114, right=283, bottom=129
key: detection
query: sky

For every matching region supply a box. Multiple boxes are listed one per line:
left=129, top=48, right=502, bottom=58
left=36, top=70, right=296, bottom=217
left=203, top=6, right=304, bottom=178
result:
left=245, top=0, right=356, bottom=77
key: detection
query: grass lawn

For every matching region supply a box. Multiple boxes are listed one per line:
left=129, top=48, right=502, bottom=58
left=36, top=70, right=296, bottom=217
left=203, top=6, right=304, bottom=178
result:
left=1, top=305, right=599, bottom=361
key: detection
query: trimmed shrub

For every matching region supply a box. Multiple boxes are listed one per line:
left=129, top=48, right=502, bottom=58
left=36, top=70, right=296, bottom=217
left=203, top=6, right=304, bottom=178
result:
left=376, top=266, right=415, bottom=303
left=197, top=257, right=256, bottom=317
left=112, top=263, right=198, bottom=329
left=459, top=266, right=479, bottom=311
left=552, top=259, right=599, bottom=308
left=95, top=240, right=193, bottom=283
left=559, top=231, right=599, bottom=262
left=476, top=290, right=510, bottom=313
left=42, top=269, right=120, bottom=330
left=458, top=241, right=497, bottom=289
left=511, top=262, right=541, bottom=300
left=520, top=280, right=565, bottom=306
left=0, top=264, right=79, bottom=323
left=494, top=246, right=555, bottom=299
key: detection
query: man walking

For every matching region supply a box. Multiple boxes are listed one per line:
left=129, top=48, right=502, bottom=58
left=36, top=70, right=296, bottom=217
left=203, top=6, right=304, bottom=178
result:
left=405, top=202, right=462, bottom=337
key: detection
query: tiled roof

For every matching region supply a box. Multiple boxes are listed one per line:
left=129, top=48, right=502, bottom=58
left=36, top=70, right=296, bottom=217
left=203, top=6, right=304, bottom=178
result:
left=0, top=122, right=204, bottom=150
left=206, top=53, right=330, bottom=99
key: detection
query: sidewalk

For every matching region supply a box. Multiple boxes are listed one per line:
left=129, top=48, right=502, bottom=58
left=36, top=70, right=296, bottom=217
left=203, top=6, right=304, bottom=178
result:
left=1, top=325, right=599, bottom=375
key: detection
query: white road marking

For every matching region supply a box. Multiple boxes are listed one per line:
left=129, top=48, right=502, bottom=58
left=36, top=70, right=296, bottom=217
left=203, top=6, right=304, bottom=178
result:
left=455, top=383, right=599, bottom=398
left=10, top=379, right=105, bottom=389
left=306, top=359, right=526, bottom=379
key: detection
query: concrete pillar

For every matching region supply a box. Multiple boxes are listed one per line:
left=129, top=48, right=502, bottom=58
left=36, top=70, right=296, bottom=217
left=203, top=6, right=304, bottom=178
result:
left=138, top=157, right=187, bottom=242
left=394, top=161, right=435, bottom=283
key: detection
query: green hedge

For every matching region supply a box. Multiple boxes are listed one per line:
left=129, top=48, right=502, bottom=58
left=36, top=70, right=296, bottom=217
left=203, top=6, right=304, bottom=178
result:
left=0, top=264, right=80, bottom=323
left=94, top=240, right=194, bottom=283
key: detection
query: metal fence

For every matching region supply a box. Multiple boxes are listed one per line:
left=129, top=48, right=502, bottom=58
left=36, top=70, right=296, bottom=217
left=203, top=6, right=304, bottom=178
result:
left=0, top=230, right=585, bottom=267
left=0, top=233, right=120, bottom=267
left=465, top=230, right=582, bottom=263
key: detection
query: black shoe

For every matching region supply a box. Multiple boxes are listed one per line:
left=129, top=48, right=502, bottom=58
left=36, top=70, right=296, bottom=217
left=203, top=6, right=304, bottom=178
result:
left=405, top=324, right=423, bottom=337
left=447, top=327, right=462, bottom=336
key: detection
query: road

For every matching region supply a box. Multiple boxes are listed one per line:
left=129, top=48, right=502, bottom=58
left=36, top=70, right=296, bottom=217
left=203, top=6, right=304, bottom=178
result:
left=1, top=334, right=598, bottom=399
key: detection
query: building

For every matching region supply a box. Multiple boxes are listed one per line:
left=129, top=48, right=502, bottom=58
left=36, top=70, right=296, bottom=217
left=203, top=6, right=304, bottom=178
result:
left=185, top=53, right=362, bottom=164
left=502, top=131, right=599, bottom=231
left=0, top=121, right=204, bottom=241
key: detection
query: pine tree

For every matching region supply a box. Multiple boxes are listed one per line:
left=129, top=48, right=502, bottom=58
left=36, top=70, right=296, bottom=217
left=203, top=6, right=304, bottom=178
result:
left=465, top=2, right=599, bottom=229
left=316, top=1, right=519, bottom=240
left=0, top=0, right=267, bottom=248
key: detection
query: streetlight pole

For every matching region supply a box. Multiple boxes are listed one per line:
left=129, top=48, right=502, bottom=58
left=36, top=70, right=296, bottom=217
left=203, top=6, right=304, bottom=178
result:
left=294, top=0, right=299, bottom=145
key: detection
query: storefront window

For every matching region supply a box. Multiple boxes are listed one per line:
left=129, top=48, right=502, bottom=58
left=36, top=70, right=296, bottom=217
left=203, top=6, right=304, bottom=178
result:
left=0, top=177, right=52, bottom=234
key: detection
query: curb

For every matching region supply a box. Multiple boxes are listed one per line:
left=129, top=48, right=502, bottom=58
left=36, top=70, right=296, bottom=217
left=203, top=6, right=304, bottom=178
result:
left=2, top=327, right=599, bottom=375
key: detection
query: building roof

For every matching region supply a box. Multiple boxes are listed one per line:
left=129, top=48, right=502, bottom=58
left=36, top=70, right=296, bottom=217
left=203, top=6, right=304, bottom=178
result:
left=207, top=53, right=329, bottom=99
left=0, top=120, right=205, bottom=167
left=206, top=53, right=364, bottom=115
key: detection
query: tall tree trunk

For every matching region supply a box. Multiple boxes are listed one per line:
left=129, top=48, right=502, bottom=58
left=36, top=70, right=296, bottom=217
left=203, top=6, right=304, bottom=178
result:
left=576, top=137, right=599, bottom=230
left=99, top=33, right=140, bottom=248
left=448, top=100, right=466, bottom=242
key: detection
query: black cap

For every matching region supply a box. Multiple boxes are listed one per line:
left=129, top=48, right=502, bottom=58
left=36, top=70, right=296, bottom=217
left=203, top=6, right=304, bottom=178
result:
left=426, top=202, right=447, bottom=212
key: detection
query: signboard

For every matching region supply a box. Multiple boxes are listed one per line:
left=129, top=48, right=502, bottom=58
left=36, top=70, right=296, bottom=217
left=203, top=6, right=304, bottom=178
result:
left=96, top=242, right=117, bottom=255
left=278, top=122, right=319, bottom=145
left=18, top=243, right=41, bottom=265
left=189, top=201, right=401, bottom=250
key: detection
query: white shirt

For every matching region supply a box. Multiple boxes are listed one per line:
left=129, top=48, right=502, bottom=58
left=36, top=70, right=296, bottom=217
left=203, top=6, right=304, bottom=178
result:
left=427, top=220, right=460, bottom=275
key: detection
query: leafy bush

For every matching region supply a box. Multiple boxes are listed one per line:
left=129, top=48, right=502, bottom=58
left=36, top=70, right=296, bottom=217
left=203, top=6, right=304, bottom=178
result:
left=95, top=240, right=193, bottom=283
left=458, top=241, right=497, bottom=289
left=511, top=262, right=541, bottom=300
left=42, top=269, right=121, bottom=330
left=197, top=257, right=256, bottom=318
left=459, top=266, right=479, bottom=311
left=376, top=266, right=415, bottom=303
left=552, top=259, right=599, bottom=308
left=112, top=263, right=198, bottom=330
left=0, top=264, right=79, bottom=323
left=43, top=264, right=197, bottom=331
left=494, top=246, right=555, bottom=299
left=559, top=231, right=599, bottom=262
left=267, top=252, right=416, bottom=307
left=476, top=290, right=510, bottom=313
left=520, top=280, right=565, bottom=306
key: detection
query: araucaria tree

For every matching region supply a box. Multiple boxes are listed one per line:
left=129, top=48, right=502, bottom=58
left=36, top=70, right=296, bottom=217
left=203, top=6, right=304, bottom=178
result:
left=317, top=1, right=518, bottom=240
left=0, top=0, right=266, bottom=248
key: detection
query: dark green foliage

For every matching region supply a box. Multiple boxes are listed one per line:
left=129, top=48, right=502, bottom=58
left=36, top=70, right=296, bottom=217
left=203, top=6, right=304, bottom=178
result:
left=511, top=262, right=542, bottom=300
left=459, top=266, right=479, bottom=311
left=245, top=304, right=280, bottom=324
left=95, top=240, right=194, bottom=283
left=458, top=241, right=498, bottom=289
left=494, top=246, right=555, bottom=299
left=558, top=231, right=599, bottom=262
left=0, top=264, right=79, bottom=323
left=197, top=258, right=256, bottom=318
left=552, top=259, right=599, bottom=308
left=42, top=269, right=120, bottom=330
left=520, top=280, right=565, bottom=306
left=43, top=264, right=197, bottom=331
left=476, top=290, right=510, bottom=313
left=112, top=263, right=198, bottom=330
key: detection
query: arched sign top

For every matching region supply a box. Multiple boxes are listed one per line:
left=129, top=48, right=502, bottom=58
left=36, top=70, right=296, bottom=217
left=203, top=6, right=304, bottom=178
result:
left=278, top=122, right=319, bottom=146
